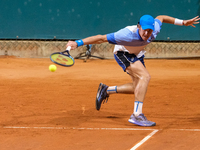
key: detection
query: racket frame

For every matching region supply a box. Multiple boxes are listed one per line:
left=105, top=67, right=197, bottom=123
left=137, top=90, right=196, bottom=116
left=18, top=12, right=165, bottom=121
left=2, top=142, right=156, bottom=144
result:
left=50, top=46, right=75, bottom=67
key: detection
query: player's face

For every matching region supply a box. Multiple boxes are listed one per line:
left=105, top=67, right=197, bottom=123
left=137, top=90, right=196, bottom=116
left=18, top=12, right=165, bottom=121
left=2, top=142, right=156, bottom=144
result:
left=139, top=27, right=153, bottom=41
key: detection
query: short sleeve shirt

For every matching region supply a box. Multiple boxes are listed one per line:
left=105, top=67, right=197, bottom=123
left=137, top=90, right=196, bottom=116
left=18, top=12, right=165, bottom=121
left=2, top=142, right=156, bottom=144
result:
left=106, top=19, right=162, bottom=47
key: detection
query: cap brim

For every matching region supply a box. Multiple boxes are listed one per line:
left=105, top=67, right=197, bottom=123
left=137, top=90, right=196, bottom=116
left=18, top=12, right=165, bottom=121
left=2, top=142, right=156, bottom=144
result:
left=142, top=25, right=154, bottom=31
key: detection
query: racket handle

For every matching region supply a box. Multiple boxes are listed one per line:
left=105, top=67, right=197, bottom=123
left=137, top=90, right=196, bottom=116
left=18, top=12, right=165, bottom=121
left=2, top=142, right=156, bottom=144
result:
left=66, top=46, right=71, bottom=51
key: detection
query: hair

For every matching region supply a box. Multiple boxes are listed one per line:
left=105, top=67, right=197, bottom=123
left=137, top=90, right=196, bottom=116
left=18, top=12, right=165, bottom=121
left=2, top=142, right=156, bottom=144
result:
left=137, top=22, right=141, bottom=28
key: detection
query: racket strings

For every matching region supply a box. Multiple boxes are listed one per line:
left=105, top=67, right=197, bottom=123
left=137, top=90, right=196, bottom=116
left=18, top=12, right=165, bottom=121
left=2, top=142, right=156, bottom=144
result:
left=51, top=53, right=74, bottom=66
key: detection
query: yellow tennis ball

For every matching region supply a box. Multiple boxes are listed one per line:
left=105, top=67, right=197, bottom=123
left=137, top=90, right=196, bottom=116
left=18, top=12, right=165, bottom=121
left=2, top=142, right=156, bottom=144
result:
left=49, top=64, right=57, bottom=72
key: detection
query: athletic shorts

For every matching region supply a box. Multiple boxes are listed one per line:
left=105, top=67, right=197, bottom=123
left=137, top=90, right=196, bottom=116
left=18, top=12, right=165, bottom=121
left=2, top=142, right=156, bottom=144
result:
left=114, top=51, right=145, bottom=72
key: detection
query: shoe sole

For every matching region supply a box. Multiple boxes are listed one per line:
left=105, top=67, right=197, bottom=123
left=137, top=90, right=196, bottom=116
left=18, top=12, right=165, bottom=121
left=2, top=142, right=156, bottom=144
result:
left=96, top=83, right=103, bottom=111
left=128, top=119, right=156, bottom=127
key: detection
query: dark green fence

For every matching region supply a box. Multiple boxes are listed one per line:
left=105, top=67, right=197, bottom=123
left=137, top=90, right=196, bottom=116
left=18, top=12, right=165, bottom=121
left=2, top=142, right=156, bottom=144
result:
left=0, top=0, right=199, bottom=40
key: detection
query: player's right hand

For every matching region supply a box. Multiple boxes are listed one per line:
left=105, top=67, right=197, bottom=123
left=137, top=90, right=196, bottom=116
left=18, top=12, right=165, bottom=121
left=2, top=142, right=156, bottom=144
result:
left=66, top=41, right=78, bottom=50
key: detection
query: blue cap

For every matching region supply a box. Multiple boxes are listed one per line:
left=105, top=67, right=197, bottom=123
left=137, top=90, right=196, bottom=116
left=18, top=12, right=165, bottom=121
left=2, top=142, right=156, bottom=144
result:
left=139, top=15, right=155, bottom=31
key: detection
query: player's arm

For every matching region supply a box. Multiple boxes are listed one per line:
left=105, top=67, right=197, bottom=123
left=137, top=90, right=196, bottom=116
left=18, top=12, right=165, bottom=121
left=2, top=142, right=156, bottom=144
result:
left=82, top=35, right=108, bottom=44
left=156, top=15, right=200, bottom=27
left=66, top=35, right=107, bottom=50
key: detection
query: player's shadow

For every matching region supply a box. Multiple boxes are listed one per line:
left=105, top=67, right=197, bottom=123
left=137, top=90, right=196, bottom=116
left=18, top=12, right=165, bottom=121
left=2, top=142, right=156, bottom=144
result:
left=47, top=109, right=127, bottom=127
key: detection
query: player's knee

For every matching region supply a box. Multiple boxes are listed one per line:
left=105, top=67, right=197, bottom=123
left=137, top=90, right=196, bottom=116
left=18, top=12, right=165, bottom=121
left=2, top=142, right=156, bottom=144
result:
left=143, top=73, right=151, bottom=83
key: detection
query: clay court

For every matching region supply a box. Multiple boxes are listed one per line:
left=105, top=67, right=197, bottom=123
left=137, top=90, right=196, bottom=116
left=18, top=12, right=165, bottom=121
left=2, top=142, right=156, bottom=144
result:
left=0, top=57, right=200, bottom=150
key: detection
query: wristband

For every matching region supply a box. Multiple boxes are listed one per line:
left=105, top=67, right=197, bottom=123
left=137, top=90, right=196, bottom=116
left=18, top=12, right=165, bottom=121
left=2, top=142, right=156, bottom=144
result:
left=174, top=18, right=183, bottom=26
left=75, top=39, right=84, bottom=47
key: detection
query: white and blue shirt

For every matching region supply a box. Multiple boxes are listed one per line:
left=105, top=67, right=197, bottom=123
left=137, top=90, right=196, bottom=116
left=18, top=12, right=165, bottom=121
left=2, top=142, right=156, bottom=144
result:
left=106, top=19, right=162, bottom=58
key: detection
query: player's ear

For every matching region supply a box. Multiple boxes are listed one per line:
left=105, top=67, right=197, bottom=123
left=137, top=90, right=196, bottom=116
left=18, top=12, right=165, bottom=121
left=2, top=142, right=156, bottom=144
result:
left=137, top=22, right=141, bottom=28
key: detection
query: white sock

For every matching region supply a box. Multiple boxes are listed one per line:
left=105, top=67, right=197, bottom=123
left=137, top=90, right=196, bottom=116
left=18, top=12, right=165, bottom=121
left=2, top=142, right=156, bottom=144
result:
left=134, top=101, right=143, bottom=117
left=107, top=86, right=117, bottom=94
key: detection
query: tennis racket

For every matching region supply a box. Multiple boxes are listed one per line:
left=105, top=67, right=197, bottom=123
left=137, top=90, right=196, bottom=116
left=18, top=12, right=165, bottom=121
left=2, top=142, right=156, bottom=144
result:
left=50, top=46, right=75, bottom=67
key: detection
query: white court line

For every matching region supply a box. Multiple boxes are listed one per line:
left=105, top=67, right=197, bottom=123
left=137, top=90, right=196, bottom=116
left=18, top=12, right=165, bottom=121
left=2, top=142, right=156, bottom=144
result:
left=2, top=126, right=155, bottom=131
left=3, top=126, right=200, bottom=131
left=172, top=129, right=200, bottom=131
left=130, top=129, right=159, bottom=150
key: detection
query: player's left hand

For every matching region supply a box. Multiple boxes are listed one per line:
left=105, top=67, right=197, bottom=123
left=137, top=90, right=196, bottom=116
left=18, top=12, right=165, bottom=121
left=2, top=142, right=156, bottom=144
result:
left=183, top=16, right=200, bottom=27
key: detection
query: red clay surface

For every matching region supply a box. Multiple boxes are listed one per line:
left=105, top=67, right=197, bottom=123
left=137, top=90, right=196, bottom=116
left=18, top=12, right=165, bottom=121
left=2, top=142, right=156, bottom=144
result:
left=0, top=56, right=200, bottom=150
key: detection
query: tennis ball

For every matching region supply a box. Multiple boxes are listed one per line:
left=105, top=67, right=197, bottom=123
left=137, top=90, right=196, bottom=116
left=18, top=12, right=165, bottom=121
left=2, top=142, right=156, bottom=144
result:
left=49, top=64, right=57, bottom=72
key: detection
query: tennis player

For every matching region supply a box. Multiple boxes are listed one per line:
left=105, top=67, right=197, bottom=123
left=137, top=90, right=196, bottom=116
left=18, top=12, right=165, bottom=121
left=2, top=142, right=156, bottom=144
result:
left=66, top=15, right=200, bottom=127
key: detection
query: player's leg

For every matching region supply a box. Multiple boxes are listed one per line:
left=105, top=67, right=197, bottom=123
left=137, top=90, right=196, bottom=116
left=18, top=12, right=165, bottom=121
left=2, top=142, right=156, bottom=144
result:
left=96, top=81, right=137, bottom=110
left=96, top=51, right=141, bottom=110
left=96, top=60, right=147, bottom=111
left=125, top=61, right=155, bottom=126
left=126, top=60, right=150, bottom=102
left=107, top=83, right=135, bottom=94
left=107, top=60, right=149, bottom=98
left=107, top=61, right=150, bottom=114
left=95, top=51, right=155, bottom=126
